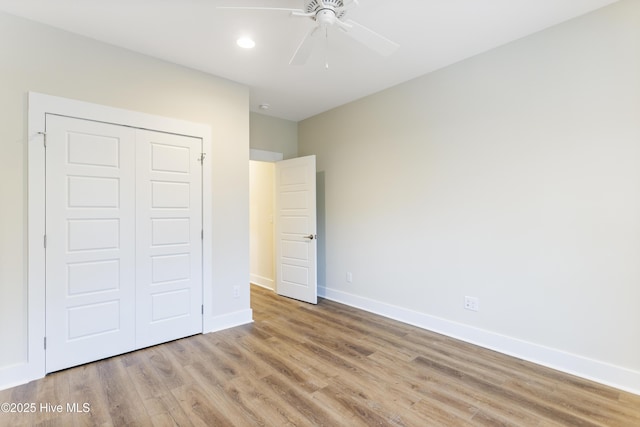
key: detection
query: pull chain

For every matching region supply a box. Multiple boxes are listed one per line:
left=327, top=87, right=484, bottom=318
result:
left=325, top=26, right=330, bottom=69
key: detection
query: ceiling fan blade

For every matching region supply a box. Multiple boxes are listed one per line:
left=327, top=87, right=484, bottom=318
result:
left=218, top=6, right=314, bottom=17
left=341, top=19, right=399, bottom=56
left=289, top=26, right=320, bottom=66
left=217, top=6, right=304, bottom=13
left=291, top=10, right=320, bottom=17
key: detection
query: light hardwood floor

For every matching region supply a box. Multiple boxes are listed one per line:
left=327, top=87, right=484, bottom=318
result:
left=1, top=285, right=639, bottom=426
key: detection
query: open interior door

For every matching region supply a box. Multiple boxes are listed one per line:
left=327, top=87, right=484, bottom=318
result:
left=275, top=155, right=317, bottom=304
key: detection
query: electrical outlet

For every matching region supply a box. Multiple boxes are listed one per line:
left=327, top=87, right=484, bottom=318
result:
left=346, top=272, right=353, bottom=283
left=233, top=286, right=240, bottom=298
left=464, top=296, right=479, bottom=311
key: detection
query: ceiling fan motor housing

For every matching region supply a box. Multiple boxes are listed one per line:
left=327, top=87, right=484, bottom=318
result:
left=305, top=0, right=347, bottom=19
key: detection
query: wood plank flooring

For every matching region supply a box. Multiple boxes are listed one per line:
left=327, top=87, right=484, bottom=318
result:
left=1, top=285, right=639, bottom=426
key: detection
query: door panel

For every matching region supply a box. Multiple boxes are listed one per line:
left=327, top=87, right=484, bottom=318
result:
left=275, top=155, right=317, bottom=304
left=135, top=130, right=203, bottom=348
left=45, top=115, right=136, bottom=373
left=45, top=117, right=203, bottom=373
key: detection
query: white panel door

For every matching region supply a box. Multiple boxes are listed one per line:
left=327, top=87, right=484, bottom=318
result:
left=275, top=155, right=317, bottom=304
left=45, top=115, right=136, bottom=373
left=135, top=130, right=203, bottom=348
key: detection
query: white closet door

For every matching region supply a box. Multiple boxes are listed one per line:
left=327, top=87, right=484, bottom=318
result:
left=45, top=115, right=136, bottom=373
left=135, top=130, right=203, bottom=348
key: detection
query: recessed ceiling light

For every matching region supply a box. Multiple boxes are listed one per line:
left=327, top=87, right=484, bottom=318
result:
left=259, top=103, right=270, bottom=110
left=236, top=37, right=255, bottom=49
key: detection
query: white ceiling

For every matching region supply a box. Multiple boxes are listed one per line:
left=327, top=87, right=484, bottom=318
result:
left=0, top=0, right=618, bottom=121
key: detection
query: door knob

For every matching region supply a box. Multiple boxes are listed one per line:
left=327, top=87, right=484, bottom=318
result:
left=304, top=234, right=315, bottom=240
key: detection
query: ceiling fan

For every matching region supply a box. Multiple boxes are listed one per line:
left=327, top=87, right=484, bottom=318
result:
left=218, top=0, right=399, bottom=65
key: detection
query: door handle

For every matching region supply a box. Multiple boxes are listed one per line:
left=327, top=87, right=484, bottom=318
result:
left=304, top=234, right=316, bottom=240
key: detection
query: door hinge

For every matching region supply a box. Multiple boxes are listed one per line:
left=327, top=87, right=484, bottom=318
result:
left=198, top=153, right=206, bottom=164
left=44, top=337, right=46, bottom=350
left=201, top=305, right=204, bottom=315
left=44, top=234, right=47, bottom=248
left=201, top=229, right=204, bottom=240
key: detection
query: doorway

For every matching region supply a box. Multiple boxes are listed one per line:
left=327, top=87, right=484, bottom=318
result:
left=249, top=151, right=318, bottom=304
left=249, top=160, right=276, bottom=290
left=249, top=149, right=282, bottom=291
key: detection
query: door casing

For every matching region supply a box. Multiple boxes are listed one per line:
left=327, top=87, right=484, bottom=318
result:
left=28, top=92, right=212, bottom=381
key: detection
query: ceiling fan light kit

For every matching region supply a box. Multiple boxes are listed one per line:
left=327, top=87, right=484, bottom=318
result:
left=219, top=0, right=399, bottom=66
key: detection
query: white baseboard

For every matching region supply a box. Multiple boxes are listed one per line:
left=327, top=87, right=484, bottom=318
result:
left=249, top=274, right=274, bottom=290
left=318, top=286, right=640, bottom=396
left=0, top=362, right=42, bottom=392
left=204, top=309, right=253, bottom=334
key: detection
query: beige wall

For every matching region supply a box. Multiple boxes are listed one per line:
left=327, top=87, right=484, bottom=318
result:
left=249, top=161, right=276, bottom=290
left=0, top=12, right=250, bottom=386
left=299, top=0, right=640, bottom=393
left=250, top=112, right=298, bottom=159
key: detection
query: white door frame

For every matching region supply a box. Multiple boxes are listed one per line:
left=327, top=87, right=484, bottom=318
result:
left=27, top=92, right=212, bottom=381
